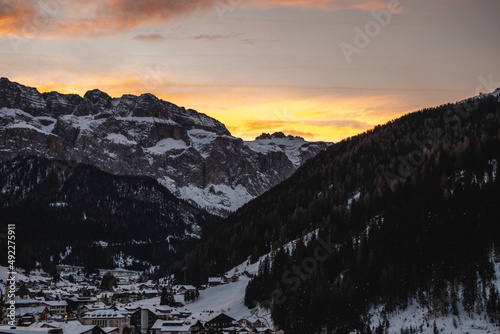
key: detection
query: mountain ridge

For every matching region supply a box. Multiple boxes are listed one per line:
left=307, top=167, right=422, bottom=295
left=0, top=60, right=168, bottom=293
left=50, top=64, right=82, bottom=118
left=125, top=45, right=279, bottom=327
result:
left=0, top=77, right=330, bottom=216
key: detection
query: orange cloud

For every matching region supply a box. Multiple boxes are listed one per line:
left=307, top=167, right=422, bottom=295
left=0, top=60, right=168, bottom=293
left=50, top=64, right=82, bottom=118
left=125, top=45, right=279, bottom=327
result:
left=0, top=1, right=39, bottom=36
left=132, top=33, right=165, bottom=41
left=0, top=0, right=391, bottom=38
left=248, top=0, right=389, bottom=11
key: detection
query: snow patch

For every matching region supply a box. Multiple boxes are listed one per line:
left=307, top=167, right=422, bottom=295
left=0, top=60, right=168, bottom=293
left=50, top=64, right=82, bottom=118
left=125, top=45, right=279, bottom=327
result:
left=145, top=138, right=188, bottom=155
left=105, top=133, right=137, bottom=146
left=188, top=129, right=218, bottom=159
left=179, top=183, right=253, bottom=214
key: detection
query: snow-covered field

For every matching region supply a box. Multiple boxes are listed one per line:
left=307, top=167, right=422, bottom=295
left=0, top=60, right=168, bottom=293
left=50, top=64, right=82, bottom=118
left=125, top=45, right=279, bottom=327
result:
left=129, top=259, right=272, bottom=327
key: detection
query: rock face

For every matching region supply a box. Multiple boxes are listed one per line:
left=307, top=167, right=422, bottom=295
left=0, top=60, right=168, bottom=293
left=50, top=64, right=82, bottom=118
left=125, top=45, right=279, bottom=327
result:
left=0, top=78, right=331, bottom=216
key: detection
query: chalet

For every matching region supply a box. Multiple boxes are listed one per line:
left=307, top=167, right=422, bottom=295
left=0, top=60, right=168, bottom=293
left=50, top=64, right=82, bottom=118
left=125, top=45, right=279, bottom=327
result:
left=207, top=277, right=225, bottom=286
left=15, top=306, right=49, bottom=326
left=81, top=303, right=108, bottom=314
left=31, top=320, right=107, bottom=334
left=205, top=313, right=235, bottom=331
left=237, top=319, right=253, bottom=329
left=66, top=296, right=97, bottom=315
left=237, top=318, right=270, bottom=333
left=151, top=319, right=203, bottom=334
left=81, top=310, right=129, bottom=334
left=172, top=286, right=195, bottom=296
left=128, top=306, right=161, bottom=333
left=11, top=296, right=40, bottom=308
left=0, top=326, right=62, bottom=334
left=42, top=301, right=68, bottom=317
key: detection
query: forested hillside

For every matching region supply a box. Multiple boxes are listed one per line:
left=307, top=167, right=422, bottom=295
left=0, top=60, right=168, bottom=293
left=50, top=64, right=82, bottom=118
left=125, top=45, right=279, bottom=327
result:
left=178, top=94, right=500, bottom=332
left=0, top=157, right=220, bottom=275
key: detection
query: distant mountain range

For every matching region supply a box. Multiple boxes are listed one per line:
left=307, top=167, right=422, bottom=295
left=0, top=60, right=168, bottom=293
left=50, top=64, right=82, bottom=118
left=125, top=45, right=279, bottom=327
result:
left=0, top=77, right=330, bottom=216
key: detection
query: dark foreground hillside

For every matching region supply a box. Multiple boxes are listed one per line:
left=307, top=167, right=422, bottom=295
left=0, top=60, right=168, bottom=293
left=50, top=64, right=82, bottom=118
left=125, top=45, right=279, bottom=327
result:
left=179, top=95, right=500, bottom=332
left=0, top=157, right=220, bottom=275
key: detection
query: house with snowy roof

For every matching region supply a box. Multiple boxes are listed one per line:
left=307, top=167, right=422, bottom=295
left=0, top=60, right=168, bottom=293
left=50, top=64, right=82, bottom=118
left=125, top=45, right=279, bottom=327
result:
left=15, top=306, right=48, bottom=326
left=81, top=310, right=129, bottom=334
left=0, top=325, right=62, bottom=334
left=151, top=319, right=203, bottom=334
left=30, top=320, right=106, bottom=334
left=42, top=301, right=68, bottom=317
left=205, top=313, right=236, bottom=331
left=207, top=277, right=227, bottom=286
left=172, top=286, right=195, bottom=296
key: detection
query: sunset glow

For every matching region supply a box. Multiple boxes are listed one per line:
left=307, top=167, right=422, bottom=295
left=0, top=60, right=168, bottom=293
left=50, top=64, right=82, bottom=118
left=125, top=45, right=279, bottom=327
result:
left=1, top=0, right=499, bottom=142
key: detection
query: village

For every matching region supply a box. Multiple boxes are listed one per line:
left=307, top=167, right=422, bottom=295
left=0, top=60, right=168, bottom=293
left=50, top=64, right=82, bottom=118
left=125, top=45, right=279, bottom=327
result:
left=0, top=265, right=276, bottom=334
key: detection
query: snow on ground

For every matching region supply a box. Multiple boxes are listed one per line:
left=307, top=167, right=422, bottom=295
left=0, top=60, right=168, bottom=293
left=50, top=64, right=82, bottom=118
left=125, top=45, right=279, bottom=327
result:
left=0, top=107, right=33, bottom=119
left=187, top=129, right=218, bottom=158
left=365, top=260, right=500, bottom=334
left=0, top=266, right=30, bottom=282
left=129, top=274, right=272, bottom=327
left=179, top=183, right=253, bottom=214
left=59, top=115, right=96, bottom=132
left=144, top=138, right=188, bottom=155
left=115, top=116, right=179, bottom=126
left=105, top=133, right=137, bottom=146
left=186, top=276, right=271, bottom=324
left=7, top=122, right=56, bottom=136
left=34, top=116, right=57, bottom=133
left=367, top=301, right=499, bottom=334
left=347, top=190, right=361, bottom=207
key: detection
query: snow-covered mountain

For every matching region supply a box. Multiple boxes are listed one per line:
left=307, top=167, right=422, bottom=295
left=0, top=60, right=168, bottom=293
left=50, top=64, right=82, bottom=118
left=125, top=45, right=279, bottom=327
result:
left=0, top=78, right=330, bottom=216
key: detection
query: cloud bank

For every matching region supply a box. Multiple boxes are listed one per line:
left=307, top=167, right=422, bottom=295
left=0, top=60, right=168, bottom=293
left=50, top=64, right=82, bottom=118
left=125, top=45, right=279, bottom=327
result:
left=1, top=0, right=389, bottom=38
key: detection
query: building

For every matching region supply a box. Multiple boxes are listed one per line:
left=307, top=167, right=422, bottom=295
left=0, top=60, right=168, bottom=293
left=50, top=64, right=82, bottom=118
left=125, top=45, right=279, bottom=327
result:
left=207, top=278, right=224, bottom=287
left=66, top=297, right=97, bottom=316
left=81, top=310, right=129, bottom=334
left=15, top=306, right=48, bottom=326
left=127, top=306, right=159, bottom=333
left=205, top=313, right=235, bottom=331
left=30, top=320, right=106, bottom=334
left=171, top=286, right=195, bottom=296
left=151, top=319, right=203, bottom=334
left=0, top=326, right=62, bottom=334
left=42, top=301, right=67, bottom=317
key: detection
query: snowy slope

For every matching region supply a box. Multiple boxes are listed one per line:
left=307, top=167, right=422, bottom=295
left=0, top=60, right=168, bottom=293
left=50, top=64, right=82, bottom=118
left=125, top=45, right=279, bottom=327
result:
left=129, top=267, right=273, bottom=328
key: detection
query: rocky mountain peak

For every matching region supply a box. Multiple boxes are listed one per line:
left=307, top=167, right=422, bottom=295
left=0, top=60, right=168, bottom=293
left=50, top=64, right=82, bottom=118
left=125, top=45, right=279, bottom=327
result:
left=256, top=132, right=304, bottom=140
left=0, top=78, right=331, bottom=216
left=0, top=77, right=47, bottom=116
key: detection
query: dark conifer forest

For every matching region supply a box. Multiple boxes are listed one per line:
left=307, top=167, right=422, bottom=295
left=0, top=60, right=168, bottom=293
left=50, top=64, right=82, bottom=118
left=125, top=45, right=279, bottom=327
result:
left=0, top=158, right=220, bottom=274
left=178, top=95, right=500, bottom=332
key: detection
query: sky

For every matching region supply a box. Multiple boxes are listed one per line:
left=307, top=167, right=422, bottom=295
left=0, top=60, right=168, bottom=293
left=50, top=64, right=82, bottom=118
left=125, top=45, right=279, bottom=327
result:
left=1, top=0, right=499, bottom=142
